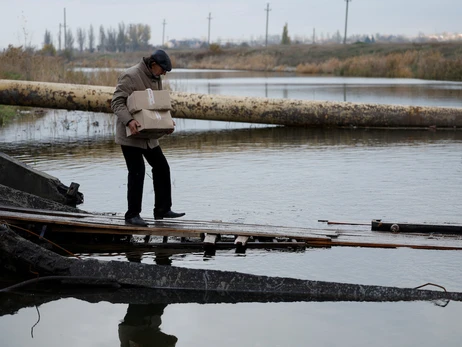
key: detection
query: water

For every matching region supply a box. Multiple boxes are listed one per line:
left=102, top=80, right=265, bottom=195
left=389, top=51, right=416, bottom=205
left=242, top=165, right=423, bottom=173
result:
left=167, top=69, right=462, bottom=107
left=1, top=72, right=462, bottom=346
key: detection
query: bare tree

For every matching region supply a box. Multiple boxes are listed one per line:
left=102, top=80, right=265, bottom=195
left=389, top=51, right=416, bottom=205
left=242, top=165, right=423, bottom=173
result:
left=76, top=27, right=86, bottom=52
left=128, top=24, right=140, bottom=50
left=117, top=22, right=126, bottom=52
left=88, top=25, right=95, bottom=53
left=65, top=28, right=75, bottom=51
left=106, top=27, right=117, bottom=52
left=140, top=24, right=151, bottom=47
left=43, top=30, right=53, bottom=46
left=99, top=25, right=106, bottom=52
left=281, top=23, right=291, bottom=45
left=42, top=29, right=56, bottom=55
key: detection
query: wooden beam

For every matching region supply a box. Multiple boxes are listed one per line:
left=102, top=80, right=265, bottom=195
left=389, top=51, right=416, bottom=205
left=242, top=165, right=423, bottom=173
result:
left=234, top=235, right=249, bottom=254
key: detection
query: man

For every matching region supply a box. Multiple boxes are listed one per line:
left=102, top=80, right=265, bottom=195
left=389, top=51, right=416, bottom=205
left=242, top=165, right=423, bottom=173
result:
left=111, top=50, right=185, bottom=227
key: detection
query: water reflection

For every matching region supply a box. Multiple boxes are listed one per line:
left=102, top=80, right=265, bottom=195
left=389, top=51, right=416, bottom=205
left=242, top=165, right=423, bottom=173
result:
left=119, top=247, right=178, bottom=347
left=2, top=119, right=461, bottom=162
left=73, top=67, right=462, bottom=106
left=164, top=70, right=462, bottom=107
left=119, top=304, right=177, bottom=347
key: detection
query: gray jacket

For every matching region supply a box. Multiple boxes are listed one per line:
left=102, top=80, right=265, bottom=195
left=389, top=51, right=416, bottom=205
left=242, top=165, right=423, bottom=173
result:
left=111, top=58, right=163, bottom=149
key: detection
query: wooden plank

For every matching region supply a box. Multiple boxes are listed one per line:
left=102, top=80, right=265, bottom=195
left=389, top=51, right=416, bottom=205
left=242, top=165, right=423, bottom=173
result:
left=337, top=227, right=462, bottom=243
left=63, top=241, right=307, bottom=254
left=0, top=206, right=336, bottom=238
left=2, top=207, right=462, bottom=250
left=0, top=205, right=97, bottom=218
left=0, top=209, right=333, bottom=241
left=234, top=236, right=249, bottom=245
left=234, top=235, right=249, bottom=254
left=330, top=240, right=462, bottom=250
left=203, top=234, right=218, bottom=244
left=371, top=219, right=462, bottom=234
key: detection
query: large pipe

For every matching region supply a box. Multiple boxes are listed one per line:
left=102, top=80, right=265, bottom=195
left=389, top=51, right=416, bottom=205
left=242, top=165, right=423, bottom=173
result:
left=1, top=79, right=462, bottom=128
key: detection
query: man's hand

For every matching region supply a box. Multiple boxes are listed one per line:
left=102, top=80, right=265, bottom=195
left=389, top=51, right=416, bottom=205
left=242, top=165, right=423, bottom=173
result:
left=128, top=119, right=142, bottom=135
left=166, top=120, right=176, bottom=135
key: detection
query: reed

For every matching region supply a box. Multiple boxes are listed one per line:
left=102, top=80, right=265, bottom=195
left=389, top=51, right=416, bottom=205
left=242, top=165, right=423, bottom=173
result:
left=1, top=43, right=462, bottom=86
left=0, top=46, right=121, bottom=86
left=294, top=49, right=462, bottom=80
left=0, top=105, right=18, bottom=126
left=188, top=52, right=278, bottom=71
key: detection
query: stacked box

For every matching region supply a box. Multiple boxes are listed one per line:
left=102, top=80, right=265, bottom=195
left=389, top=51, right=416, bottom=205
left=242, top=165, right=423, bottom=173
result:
left=126, top=89, right=174, bottom=139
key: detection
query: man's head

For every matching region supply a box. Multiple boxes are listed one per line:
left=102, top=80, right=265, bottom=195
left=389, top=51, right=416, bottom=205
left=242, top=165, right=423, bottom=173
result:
left=149, top=49, right=172, bottom=76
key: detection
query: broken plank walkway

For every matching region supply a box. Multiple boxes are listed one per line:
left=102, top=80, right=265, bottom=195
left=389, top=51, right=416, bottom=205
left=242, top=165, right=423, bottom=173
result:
left=1, top=205, right=462, bottom=251
left=3, top=226, right=462, bottom=304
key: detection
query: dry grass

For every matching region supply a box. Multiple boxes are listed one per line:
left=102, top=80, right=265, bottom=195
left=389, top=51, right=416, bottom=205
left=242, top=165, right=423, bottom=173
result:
left=0, top=46, right=121, bottom=86
left=188, top=52, right=278, bottom=71
left=2, top=43, right=462, bottom=86
left=172, top=42, right=462, bottom=81
left=295, top=49, right=462, bottom=80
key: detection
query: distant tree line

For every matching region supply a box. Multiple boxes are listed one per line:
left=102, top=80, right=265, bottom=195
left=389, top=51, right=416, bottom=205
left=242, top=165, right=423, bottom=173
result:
left=38, top=21, right=462, bottom=59
left=41, top=22, right=152, bottom=57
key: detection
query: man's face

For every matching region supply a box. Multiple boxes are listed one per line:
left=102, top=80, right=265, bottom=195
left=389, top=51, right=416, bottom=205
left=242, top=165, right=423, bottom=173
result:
left=151, top=63, right=166, bottom=77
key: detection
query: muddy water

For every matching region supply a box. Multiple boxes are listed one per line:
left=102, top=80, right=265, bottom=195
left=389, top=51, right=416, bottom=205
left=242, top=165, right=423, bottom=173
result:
left=1, top=72, right=462, bottom=346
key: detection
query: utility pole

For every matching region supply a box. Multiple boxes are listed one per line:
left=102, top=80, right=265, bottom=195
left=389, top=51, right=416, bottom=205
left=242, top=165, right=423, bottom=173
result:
left=265, top=3, right=271, bottom=47
left=312, top=28, right=316, bottom=44
left=63, top=8, right=67, bottom=49
left=162, top=19, right=166, bottom=46
left=207, top=12, right=212, bottom=46
left=343, top=0, right=352, bottom=44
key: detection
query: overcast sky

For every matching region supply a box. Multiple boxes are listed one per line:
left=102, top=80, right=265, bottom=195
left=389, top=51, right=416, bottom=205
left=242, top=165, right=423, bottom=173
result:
left=1, top=0, right=461, bottom=49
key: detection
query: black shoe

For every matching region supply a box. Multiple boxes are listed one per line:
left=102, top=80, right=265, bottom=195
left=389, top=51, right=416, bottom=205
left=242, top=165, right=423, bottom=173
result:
left=154, top=210, right=186, bottom=220
left=125, top=215, right=148, bottom=227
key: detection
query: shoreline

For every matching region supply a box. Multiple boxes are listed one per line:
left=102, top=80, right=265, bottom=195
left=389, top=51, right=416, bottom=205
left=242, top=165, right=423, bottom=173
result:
left=1, top=42, right=462, bottom=87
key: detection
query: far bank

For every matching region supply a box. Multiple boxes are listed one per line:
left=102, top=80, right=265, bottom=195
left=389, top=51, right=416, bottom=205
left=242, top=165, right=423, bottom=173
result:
left=75, top=42, right=462, bottom=82
left=1, top=42, right=462, bottom=86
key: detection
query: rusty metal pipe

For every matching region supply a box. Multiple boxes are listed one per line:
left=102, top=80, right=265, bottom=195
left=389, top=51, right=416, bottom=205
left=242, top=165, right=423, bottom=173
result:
left=0, top=79, right=114, bottom=113
left=1, top=79, right=462, bottom=128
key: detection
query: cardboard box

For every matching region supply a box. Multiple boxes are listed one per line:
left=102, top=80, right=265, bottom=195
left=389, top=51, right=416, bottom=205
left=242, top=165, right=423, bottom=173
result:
left=126, top=109, right=174, bottom=139
left=127, top=89, right=172, bottom=114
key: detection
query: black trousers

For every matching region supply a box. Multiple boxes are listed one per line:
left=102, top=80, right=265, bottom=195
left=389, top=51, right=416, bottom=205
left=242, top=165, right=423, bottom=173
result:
left=121, top=145, right=172, bottom=219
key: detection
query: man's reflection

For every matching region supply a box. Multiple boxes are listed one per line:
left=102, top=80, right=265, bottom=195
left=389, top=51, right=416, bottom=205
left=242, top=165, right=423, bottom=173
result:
left=119, top=251, right=177, bottom=346
left=118, top=304, right=177, bottom=347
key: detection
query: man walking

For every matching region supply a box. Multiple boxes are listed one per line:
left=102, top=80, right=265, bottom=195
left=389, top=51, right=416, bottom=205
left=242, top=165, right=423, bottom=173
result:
left=111, top=50, right=185, bottom=226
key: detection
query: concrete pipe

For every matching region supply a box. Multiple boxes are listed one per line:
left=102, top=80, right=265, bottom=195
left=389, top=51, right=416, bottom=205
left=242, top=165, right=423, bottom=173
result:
left=1, top=79, right=462, bottom=128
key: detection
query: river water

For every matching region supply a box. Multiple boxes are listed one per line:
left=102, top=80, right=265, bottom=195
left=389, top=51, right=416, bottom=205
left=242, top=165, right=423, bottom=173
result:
left=1, top=70, right=462, bottom=346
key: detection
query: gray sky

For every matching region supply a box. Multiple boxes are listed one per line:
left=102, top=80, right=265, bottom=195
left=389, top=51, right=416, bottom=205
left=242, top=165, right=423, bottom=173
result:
left=1, top=0, right=461, bottom=49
